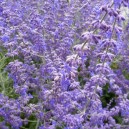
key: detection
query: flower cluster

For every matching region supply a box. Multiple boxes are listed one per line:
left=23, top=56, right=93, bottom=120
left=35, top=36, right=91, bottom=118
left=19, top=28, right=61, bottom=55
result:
left=0, top=0, right=129, bottom=129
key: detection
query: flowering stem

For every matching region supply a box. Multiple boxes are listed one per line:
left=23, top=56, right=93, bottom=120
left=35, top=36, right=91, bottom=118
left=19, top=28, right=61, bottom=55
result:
left=82, top=3, right=121, bottom=116
left=75, top=2, right=114, bottom=60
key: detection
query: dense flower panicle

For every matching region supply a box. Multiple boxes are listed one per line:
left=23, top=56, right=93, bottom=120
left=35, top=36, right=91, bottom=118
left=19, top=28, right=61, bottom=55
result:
left=0, top=0, right=128, bottom=128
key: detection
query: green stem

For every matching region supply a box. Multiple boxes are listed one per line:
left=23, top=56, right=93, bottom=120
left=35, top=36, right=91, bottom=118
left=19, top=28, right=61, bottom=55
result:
left=35, top=119, right=40, bottom=129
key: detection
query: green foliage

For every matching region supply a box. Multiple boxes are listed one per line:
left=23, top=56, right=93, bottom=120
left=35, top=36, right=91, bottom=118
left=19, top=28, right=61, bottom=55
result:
left=78, top=66, right=86, bottom=87
left=113, top=113, right=123, bottom=124
left=0, top=46, right=18, bottom=98
left=22, top=115, right=38, bottom=129
left=0, top=116, right=4, bottom=122
left=77, top=59, right=90, bottom=88
left=123, top=70, right=129, bottom=80
left=101, top=84, right=123, bottom=124
left=56, top=126, right=63, bottom=129
left=110, top=62, right=119, bottom=69
left=100, top=83, right=117, bottom=109
left=78, top=74, right=86, bottom=87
